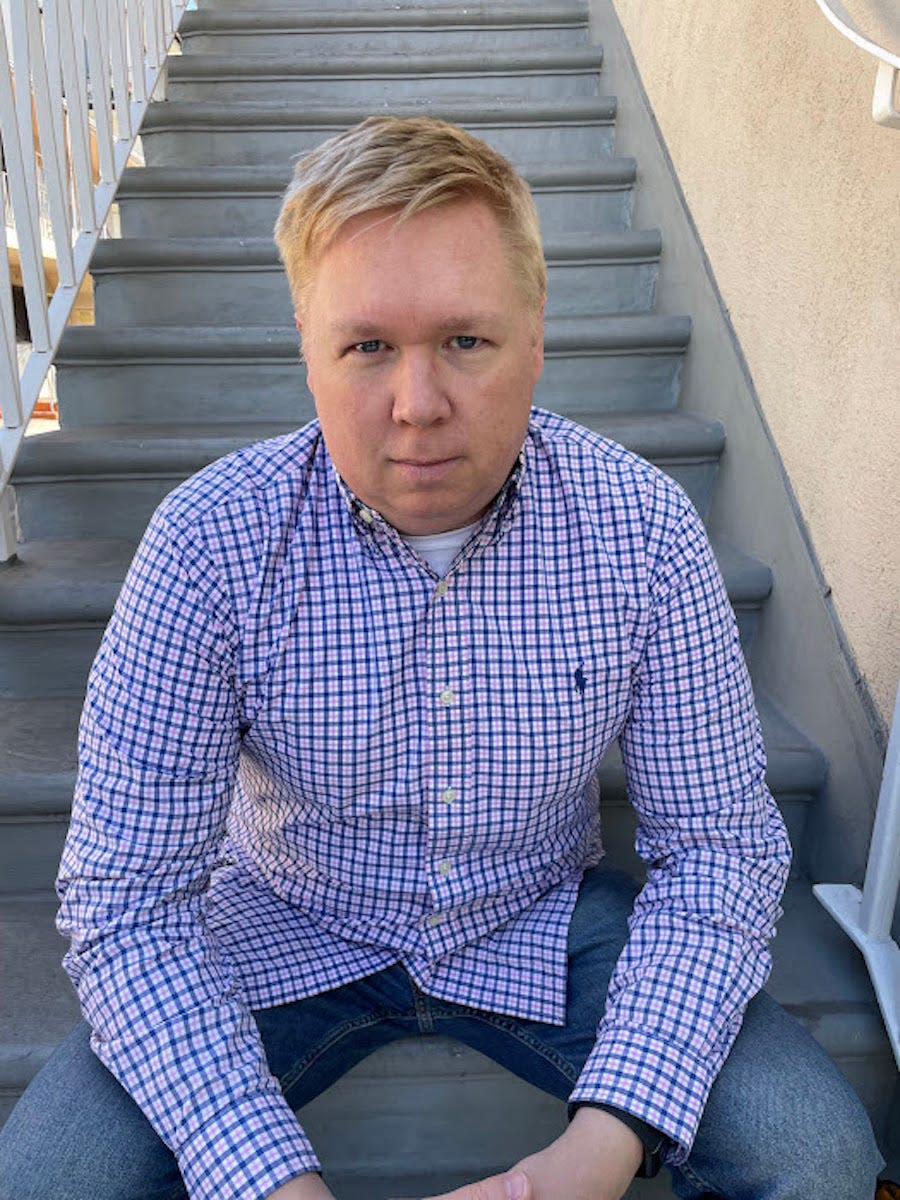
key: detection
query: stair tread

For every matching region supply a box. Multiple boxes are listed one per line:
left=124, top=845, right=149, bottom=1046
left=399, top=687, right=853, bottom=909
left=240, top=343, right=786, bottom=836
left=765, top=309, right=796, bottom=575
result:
left=179, top=3, right=589, bottom=33
left=140, top=97, right=618, bottom=131
left=115, top=158, right=638, bottom=195
left=0, top=528, right=762, bottom=625
left=0, top=685, right=824, bottom=820
left=169, top=47, right=604, bottom=78
left=0, top=876, right=886, bottom=1094
left=55, top=315, right=691, bottom=362
left=89, top=230, right=662, bottom=271
left=15, top=412, right=715, bottom=479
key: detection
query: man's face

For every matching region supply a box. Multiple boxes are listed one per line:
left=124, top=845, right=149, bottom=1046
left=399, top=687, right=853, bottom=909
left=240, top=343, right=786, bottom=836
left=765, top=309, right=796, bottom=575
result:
left=297, top=197, right=544, bottom=535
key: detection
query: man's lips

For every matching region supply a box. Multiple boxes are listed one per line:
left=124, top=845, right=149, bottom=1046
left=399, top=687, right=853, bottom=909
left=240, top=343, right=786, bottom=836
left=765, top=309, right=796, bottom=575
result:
left=390, top=455, right=462, bottom=481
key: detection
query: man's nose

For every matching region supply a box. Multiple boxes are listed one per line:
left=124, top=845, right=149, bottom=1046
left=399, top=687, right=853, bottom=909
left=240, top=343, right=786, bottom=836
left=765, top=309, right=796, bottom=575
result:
left=391, top=350, right=451, bottom=426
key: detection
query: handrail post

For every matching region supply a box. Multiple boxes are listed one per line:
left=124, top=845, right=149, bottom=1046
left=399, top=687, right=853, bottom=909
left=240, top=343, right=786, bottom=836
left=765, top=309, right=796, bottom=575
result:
left=815, top=684, right=900, bottom=1069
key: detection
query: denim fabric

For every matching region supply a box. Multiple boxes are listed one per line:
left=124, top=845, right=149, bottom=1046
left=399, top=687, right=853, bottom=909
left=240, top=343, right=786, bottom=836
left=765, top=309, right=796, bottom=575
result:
left=0, top=864, right=882, bottom=1200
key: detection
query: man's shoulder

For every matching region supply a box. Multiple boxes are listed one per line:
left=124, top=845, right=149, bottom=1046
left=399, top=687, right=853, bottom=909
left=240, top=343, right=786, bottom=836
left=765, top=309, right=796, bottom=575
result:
left=528, top=407, right=687, bottom=511
left=157, top=421, right=324, bottom=536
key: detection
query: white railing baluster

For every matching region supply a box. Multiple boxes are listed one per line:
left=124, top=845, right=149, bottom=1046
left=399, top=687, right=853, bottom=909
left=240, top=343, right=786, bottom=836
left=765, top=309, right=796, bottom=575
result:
left=4, top=5, right=51, bottom=352
left=26, top=0, right=76, bottom=287
left=54, top=0, right=97, bottom=235
left=0, top=0, right=189, bottom=562
left=106, top=0, right=131, bottom=143
left=126, top=0, right=147, bottom=106
left=816, top=683, right=900, bottom=1069
left=0, top=209, right=23, bottom=429
left=82, top=0, right=115, bottom=181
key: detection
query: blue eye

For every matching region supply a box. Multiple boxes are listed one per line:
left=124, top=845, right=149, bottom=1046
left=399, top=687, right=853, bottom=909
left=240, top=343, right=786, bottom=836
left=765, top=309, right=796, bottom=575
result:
left=354, top=339, right=384, bottom=353
left=453, top=335, right=480, bottom=350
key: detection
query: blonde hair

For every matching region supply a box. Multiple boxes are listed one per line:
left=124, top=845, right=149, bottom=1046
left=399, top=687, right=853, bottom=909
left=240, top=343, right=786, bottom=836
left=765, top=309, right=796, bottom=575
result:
left=274, top=115, right=546, bottom=316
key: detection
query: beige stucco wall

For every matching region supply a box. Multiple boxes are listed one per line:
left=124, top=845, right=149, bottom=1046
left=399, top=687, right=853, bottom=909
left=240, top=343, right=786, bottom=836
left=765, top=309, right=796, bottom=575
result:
left=611, top=0, right=900, bottom=723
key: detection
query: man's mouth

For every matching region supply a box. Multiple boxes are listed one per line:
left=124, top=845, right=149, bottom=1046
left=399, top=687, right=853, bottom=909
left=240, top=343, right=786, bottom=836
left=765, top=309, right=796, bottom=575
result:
left=391, top=456, right=461, bottom=480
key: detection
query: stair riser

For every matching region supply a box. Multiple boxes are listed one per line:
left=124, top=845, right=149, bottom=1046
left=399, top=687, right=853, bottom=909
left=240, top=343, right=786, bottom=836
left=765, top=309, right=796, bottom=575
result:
left=0, top=628, right=102, bottom=700
left=190, top=0, right=582, bottom=10
left=140, top=121, right=616, bottom=168
left=2, top=756, right=797, bottom=899
left=602, top=797, right=810, bottom=882
left=13, top=453, right=715, bottom=544
left=168, top=69, right=602, bottom=104
left=116, top=184, right=635, bottom=240
left=178, top=28, right=589, bottom=56
left=91, top=259, right=659, bottom=328
left=0, top=818, right=68, bottom=897
left=54, top=353, right=682, bottom=429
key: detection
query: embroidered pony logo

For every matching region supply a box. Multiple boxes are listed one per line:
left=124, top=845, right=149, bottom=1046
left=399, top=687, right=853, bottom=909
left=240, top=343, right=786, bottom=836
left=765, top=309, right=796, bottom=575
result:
left=574, top=660, right=587, bottom=695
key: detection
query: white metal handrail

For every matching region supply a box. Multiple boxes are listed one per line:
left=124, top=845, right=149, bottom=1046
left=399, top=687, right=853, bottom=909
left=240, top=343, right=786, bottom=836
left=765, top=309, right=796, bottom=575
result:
left=815, top=683, right=900, bottom=1069
left=0, top=0, right=190, bottom=561
left=813, top=0, right=900, bottom=127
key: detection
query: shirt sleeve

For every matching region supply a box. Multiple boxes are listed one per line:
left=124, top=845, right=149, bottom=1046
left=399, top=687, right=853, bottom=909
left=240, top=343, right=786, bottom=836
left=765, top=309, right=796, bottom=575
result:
left=56, top=505, right=320, bottom=1200
left=567, top=476, right=792, bottom=1164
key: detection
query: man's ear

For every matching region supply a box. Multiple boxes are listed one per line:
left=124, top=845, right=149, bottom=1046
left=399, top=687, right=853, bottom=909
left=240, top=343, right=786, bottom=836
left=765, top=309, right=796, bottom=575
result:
left=531, top=296, right=546, bottom=379
left=294, top=312, right=313, bottom=388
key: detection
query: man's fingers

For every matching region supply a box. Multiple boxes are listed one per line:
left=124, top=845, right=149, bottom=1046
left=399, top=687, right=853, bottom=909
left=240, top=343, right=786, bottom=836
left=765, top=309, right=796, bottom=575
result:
left=419, top=1169, right=532, bottom=1200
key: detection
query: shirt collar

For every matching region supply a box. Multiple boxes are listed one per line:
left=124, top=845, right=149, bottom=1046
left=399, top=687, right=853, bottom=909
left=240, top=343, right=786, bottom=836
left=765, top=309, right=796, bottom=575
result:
left=330, top=437, right=530, bottom=567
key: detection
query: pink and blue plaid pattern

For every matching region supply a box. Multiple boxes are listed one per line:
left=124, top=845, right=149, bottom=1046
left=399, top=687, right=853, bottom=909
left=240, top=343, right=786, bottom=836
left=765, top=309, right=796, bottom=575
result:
left=57, top=408, right=791, bottom=1199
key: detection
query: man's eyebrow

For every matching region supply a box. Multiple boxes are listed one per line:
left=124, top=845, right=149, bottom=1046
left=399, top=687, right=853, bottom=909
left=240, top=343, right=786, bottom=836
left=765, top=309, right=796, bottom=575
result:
left=331, top=314, right=503, bottom=340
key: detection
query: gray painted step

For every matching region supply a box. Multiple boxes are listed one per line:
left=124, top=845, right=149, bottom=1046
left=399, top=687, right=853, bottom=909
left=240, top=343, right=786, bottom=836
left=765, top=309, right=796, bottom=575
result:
left=89, top=232, right=662, bottom=327
left=3, top=880, right=892, bottom=1186
left=0, top=687, right=812, bottom=902
left=139, top=99, right=618, bottom=168
left=0, top=534, right=768, bottom=706
left=13, top=413, right=720, bottom=547
left=168, top=48, right=605, bottom=103
left=178, top=5, right=590, bottom=56
left=53, top=316, right=690, bottom=427
left=197, top=0, right=582, bottom=11
left=597, top=693, right=827, bottom=879
left=116, top=160, right=638, bottom=240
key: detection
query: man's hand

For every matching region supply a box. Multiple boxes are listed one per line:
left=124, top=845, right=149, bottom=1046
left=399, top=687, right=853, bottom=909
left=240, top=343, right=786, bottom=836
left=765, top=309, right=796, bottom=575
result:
left=267, top=1172, right=337, bottom=1200
left=413, top=1106, right=644, bottom=1200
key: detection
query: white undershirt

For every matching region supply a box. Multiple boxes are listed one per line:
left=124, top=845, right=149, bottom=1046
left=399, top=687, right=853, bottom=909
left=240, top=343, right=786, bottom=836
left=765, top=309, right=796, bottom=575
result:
left=401, top=519, right=481, bottom=577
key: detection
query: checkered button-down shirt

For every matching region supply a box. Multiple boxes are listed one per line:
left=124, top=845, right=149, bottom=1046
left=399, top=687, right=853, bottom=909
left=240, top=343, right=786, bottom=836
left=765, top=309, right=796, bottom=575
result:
left=57, top=408, right=791, bottom=1200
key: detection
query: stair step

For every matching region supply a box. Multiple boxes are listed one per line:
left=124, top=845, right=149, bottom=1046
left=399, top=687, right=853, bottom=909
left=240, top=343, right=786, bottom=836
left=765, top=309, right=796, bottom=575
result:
left=2, top=878, right=892, bottom=1177
left=13, top=412, right=720, bottom=548
left=139, top=98, right=618, bottom=168
left=53, top=315, right=690, bottom=428
left=197, top=0, right=582, bottom=11
left=116, top=160, right=638, bottom=239
left=0, top=528, right=767, bottom=711
left=178, top=4, right=590, bottom=56
left=0, top=685, right=813, bottom=899
left=597, top=693, right=826, bottom=878
left=89, top=231, right=662, bottom=327
left=168, top=47, right=604, bottom=103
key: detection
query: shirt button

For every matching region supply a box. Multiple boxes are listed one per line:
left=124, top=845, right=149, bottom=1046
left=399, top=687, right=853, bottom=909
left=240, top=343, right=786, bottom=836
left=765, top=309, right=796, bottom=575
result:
left=438, top=861, right=452, bottom=876
left=360, top=508, right=374, bottom=524
left=441, top=787, right=456, bottom=804
left=427, top=913, right=444, bottom=928
left=436, top=580, right=449, bottom=597
left=439, top=688, right=455, bottom=706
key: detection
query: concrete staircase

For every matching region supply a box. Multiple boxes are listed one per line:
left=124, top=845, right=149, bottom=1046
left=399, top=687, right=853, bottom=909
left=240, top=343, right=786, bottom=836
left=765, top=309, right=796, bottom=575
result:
left=0, top=1, right=895, bottom=1193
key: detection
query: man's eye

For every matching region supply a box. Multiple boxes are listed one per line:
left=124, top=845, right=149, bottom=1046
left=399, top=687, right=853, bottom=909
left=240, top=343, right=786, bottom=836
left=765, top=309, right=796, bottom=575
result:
left=452, top=335, right=481, bottom=350
left=353, top=339, right=385, bottom=354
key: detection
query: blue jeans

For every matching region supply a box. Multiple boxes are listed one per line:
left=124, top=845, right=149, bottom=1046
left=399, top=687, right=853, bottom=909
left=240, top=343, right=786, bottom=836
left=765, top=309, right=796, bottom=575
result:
left=0, top=864, right=883, bottom=1199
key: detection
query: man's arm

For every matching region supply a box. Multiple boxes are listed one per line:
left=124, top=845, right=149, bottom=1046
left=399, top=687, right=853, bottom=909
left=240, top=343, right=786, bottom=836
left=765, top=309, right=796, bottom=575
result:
left=568, top=477, right=791, bottom=1159
left=57, top=505, right=319, bottom=1200
left=421, top=475, right=790, bottom=1199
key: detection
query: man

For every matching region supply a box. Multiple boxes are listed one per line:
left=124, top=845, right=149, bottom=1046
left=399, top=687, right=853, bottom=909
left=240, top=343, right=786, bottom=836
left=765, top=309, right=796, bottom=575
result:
left=0, top=116, right=882, bottom=1200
